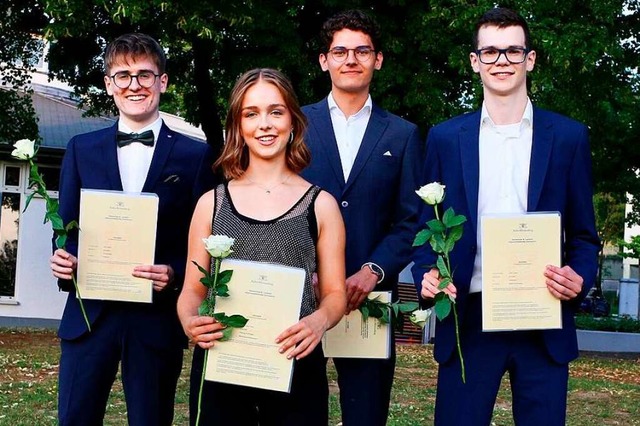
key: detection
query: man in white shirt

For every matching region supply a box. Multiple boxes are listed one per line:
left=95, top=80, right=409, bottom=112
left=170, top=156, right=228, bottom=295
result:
left=412, top=8, right=599, bottom=425
left=301, top=10, right=423, bottom=426
left=50, top=33, right=216, bottom=426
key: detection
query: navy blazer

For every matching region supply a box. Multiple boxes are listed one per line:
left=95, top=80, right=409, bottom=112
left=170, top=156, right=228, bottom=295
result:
left=301, top=98, right=424, bottom=297
left=56, top=122, right=216, bottom=344
left=412, top=107, right=600, bottom=364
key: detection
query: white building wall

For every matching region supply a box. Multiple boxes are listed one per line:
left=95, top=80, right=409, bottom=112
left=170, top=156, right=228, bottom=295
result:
left=623, top=200, right=639, bottom=279
left=0, top=196, right=66, bottom=321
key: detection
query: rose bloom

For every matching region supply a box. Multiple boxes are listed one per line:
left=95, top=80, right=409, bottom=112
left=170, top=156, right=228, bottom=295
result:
left=202, top=235, right=235, bottom=258
left=410, top=309, right=431, bottom=329
left=416, top=182, right=445, bottom=205
left=11, top=139, right=36, bottom=160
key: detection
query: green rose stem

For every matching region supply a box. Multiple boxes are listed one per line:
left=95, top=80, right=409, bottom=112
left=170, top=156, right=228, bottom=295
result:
left=18, top=150, right=90, bottom=332
left=432, top=205, right=465, bottom=384
left=195, top=256, right=220, bottom=426
left=192, top=235, right=247, bottom=426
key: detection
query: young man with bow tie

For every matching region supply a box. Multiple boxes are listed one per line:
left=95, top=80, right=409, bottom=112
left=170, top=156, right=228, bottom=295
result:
left=301, top=10, right=423, bottom=426
left=49, top=33, right=216, bottom=425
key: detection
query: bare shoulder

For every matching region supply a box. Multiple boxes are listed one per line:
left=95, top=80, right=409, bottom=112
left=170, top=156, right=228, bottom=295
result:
left=314, top=189, right=342, bottom=221
left=193, top=189, right=216, bottom=217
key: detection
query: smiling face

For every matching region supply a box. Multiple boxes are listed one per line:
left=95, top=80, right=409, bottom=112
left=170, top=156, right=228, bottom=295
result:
left=319, top=29, right=383, bottom=97
left=240, top=80, right=293, bottom=162
left=470, top=24, right=535, bottom=100
left=104, top=54, right=167, bottom=130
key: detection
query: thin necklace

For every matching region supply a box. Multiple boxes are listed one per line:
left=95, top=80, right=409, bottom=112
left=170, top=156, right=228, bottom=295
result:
left=245, top=173, right=293, bottom=194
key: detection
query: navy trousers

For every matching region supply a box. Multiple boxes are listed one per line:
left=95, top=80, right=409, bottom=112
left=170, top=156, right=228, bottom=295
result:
left=434, top=293, right=569, bottom=426
left=58, top=306, right=183, bottom=426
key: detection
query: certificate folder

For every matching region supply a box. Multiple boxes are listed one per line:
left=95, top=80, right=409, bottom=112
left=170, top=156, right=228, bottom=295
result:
left=481, top=212, right=562, bottom=331
left=77, top=189, right=158, bottom=303
left=322, top=291, right=392, bottom=359
left=205, top=259, right=305, bottom=393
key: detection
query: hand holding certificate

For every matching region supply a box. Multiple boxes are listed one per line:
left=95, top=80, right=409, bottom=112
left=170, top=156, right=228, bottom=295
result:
left=481, top=213, right=562, bottom=331
left=204, top=259, right=305, bottom=393
left=77, top=189, right=159, bottom=303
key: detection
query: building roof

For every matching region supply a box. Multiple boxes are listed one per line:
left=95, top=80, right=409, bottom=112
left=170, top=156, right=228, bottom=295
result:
left=33, top=91, right=115, bottom=150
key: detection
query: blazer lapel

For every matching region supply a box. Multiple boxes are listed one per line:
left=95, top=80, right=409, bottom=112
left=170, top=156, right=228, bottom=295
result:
left=310, top=100, right=345, bottom=187
left=103, top=124, right=123, bottom=190
left=459, top=112, right=481, bottom=233
left=345, top=104, right=388, bottom=192
left=528, top=108, right=553, bottom=211
left=142, top=122, right=176, bottom=192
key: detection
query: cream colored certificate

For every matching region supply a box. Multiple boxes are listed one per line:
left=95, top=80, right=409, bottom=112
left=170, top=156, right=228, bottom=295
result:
left=322, top=291, right=391, bottom=359
left=481, top=213, right=562, bottom=331
left=76, top=189, right=158, bottom=303
left=205, top=259, right=305, bottom=393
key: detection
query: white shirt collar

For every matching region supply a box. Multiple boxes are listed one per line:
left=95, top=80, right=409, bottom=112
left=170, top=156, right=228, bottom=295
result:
left=480, top=98, right=533, bottom=130
left=327, top=92, right=372, bottom=119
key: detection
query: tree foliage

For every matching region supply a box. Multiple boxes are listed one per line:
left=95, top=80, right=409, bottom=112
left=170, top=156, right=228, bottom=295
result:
left=0, top=0, right=46, bottom=144
left=40, top=0, right=640, bottom=222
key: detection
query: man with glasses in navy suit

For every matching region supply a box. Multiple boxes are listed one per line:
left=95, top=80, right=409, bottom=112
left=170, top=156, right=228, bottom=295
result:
left=412, top=8, right=599, bottom=425
left=301, top=10, right=423, bottom=426
left=50, top=33, right=216, bottom=425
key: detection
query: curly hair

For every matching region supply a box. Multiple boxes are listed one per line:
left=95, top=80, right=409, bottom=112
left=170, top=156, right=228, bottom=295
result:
left=320, top=9, right=382, bottom=52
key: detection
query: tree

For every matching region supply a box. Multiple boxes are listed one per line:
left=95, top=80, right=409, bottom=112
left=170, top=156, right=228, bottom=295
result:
left=0, top=1, right=47, bottom=144
left=41, top=0, right=639, bottom=207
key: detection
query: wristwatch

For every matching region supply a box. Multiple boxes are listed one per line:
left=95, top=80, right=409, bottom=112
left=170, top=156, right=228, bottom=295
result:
left=362, top=262, right=385, bottom=284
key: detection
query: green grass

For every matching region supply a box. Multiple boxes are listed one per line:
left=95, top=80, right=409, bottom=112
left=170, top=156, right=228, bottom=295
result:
left=1, top=328, right=639, bottom=425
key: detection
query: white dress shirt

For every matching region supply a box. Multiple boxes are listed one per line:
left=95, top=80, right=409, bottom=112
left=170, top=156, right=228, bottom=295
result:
left=117, top=117, right=162, bottom=193
left=328, top=93, right=372, bottom=181
left=469, top=99, right=534, bottom=293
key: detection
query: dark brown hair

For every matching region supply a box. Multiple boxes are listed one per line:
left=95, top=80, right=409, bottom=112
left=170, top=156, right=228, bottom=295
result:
left=320, top=9, right=382, bottom=52
left=473, top=8, right=531, bottom=50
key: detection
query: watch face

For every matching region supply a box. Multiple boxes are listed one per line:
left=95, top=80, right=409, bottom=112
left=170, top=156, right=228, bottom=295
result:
left=370, top=264, right=383, bottom=277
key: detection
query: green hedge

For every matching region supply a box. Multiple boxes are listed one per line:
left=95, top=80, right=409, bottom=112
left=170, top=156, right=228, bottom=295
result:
left=575, top=314, right=640, bottom=333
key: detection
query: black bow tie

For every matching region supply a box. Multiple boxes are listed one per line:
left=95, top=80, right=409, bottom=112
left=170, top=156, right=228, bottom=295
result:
left=116, top=130, right=155, bottom=147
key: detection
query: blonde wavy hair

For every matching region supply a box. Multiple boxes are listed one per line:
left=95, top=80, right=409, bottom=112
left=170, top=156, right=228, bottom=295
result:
left=214, top=68, right=310, bottom=179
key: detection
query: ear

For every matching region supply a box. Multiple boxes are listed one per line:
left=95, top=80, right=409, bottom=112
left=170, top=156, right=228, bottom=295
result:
left=319, top=53, right=329, bottom=72
left=525, top=50, right=536, bottom=72
left=104, top=75, right=114, bottom=96
left=374, top=51, right=383, bottom=70
left=159, top=73, right=168, bottom=94
left=470, top=52, right=480, bottom=74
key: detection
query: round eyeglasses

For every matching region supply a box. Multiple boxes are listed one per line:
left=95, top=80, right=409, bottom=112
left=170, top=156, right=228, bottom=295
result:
left=109, top=70, right=161, bottom=89
left=327, top=46, right=375, bottom=63
left=475, top=47, right=529, bottom=64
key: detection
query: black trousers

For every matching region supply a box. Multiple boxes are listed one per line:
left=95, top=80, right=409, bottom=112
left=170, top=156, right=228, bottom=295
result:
left=190, top=344, right=329, bottom=425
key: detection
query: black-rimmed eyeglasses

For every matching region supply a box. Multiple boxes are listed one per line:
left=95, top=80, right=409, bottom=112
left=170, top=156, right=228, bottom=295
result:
left=109, top=70, right=161, bottom=89
left=327, top=46, right=375, bottom=63
left=475, top=47, right=529, bottom=64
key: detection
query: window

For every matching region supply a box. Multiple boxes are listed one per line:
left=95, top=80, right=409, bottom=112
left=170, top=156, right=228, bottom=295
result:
left=0, top=162, right=60, bottom=300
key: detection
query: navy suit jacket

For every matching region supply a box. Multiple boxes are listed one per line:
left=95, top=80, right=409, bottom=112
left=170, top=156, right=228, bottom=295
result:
left=301, top=98, right=424, bottom=297
left=412, top=107, right=600, bottom=364
left=57, top=122, right=216, bottom=346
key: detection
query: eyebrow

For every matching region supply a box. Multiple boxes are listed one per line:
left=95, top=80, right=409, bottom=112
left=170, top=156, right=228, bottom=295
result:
left=242, top=104, right=288, bottom=110
left=478, top=45, right=526, bottom=50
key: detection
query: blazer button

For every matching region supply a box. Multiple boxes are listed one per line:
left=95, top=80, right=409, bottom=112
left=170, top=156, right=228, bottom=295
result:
left=341, top=201, right=349, bottom=208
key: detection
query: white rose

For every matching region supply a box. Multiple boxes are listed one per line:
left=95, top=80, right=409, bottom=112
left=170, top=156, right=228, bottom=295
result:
left=11, top=139, right=36, bottom=160
left=202, top=235, right=235, bottom=258
left=415, top=182, right=445, bottom=205
left=409, top=309, right=431, bottom=329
